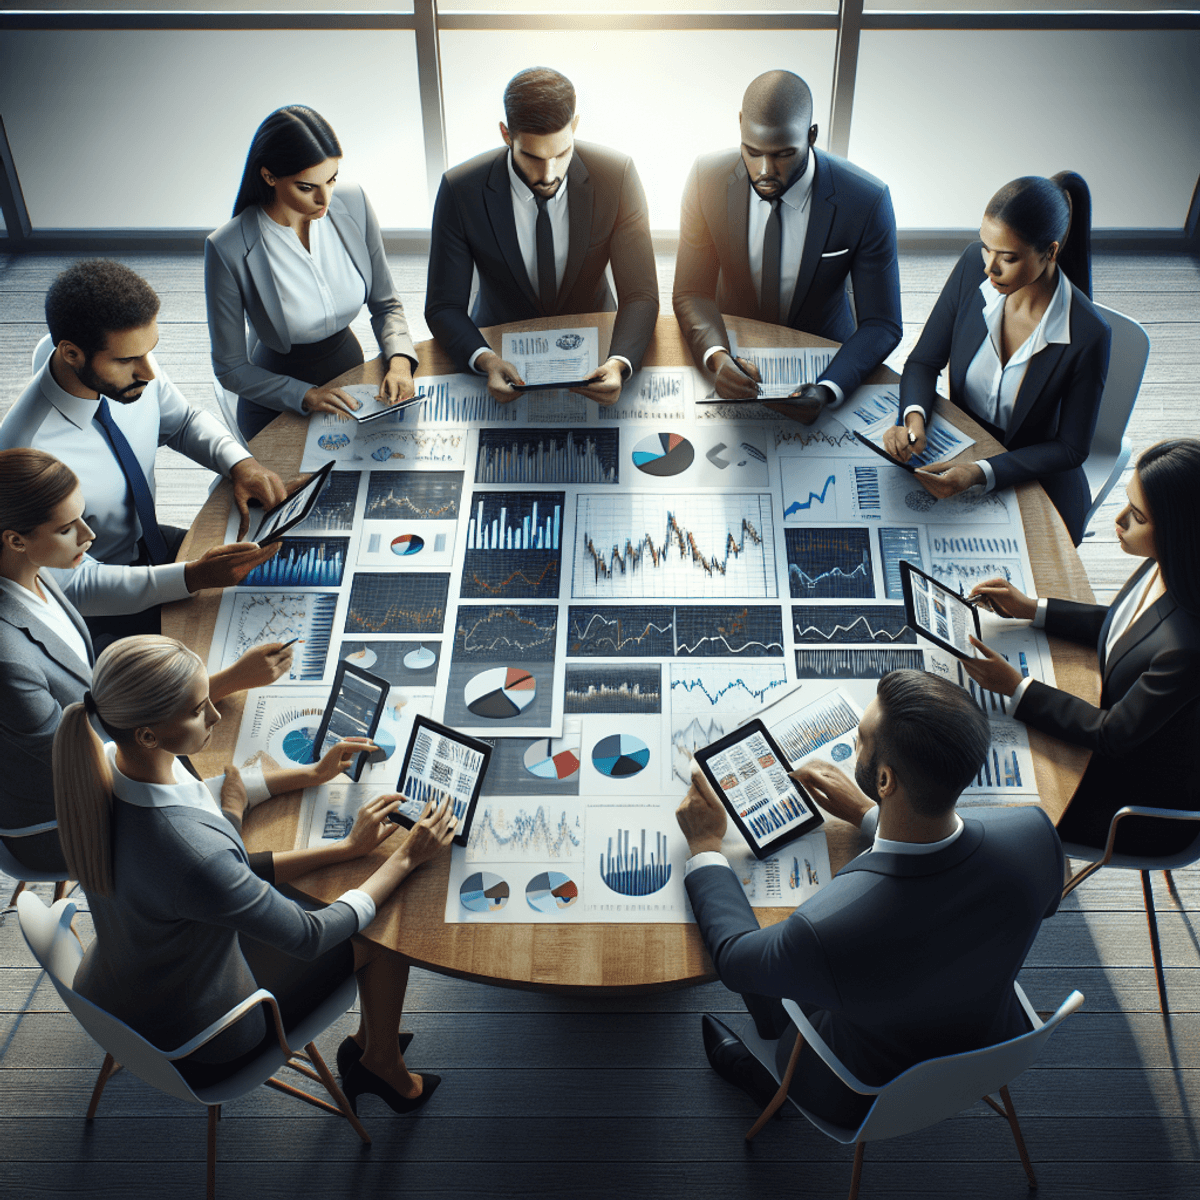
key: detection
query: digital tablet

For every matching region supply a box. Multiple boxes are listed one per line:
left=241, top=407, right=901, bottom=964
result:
left=852, top=429, right=919, bottom=473
left=312, top=661, right=390, bottom=783
left=253, top=461, right=334, bottom=545
left=511, top=378, right=594, bottom=392
left=353, top=390, right=428, bottom=423
left=389, top=715, right=491, bottom=846
left=694, top=720, right=824, bottom=860
left=900, top=560, right=981, bottom=660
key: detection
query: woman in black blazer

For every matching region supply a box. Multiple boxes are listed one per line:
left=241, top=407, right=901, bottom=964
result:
left=962, top=439, right=1200, bottom=856
left=884, top=172, right=1111, bottom=546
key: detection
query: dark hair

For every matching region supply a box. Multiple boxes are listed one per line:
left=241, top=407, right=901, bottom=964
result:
left=873, top=670, right=990, bottom=818
left=44, top=260, right=160, bottom=357
left=503, top=67, right=576, bottom=137
left=984, top=171, right=1094, bottom=299
left=1136, top=438, right=1200, bottom=617
left=741, top=70, right=813, bottom=130
left=0, top=448, right=80, bottom=539
left=233, top=105, right=343, bottom=217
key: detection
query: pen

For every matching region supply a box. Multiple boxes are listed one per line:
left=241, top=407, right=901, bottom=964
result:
left=278, top=637, right=300, bottom=650
left=907, top=427, right=917, bottom=445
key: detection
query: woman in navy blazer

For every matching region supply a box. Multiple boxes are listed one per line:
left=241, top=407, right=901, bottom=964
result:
left=963, top=439, right=1200, bottom=856
left=205, top=106, right=418, bottom=442
left=885, top=172, right=1110, bottom=546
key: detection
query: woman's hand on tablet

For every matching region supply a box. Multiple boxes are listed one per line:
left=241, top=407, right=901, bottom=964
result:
left=396, top=795, right=458, bottom=869
left=962, top=637, right=1024, bottom=696
left=312, top=738, right=377, bottom=784
left=343, top=792, right=404, bottom=857
left=969, top=577, right=1036, bottom=619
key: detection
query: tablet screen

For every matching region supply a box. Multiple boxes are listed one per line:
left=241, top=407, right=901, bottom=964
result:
left=900, top=560, right=981, bottom=660
left=390, top=716, right=491, bottom=846
left=852, top=429, right=918, bottom=473
left=312, top=661, right=390, bottom=783
left=254, top=462, right=333, bottom=544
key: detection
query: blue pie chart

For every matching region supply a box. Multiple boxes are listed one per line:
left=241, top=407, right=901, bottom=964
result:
left=460, top=872, right=510, bottom=913
left=591, top=733, right=650, bottom=778
left=632, top=431, right=694, bottom=477
left=281, top=725, right=319, bottom=763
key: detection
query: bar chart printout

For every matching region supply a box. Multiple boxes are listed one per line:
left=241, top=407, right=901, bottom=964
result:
left=599, top=827, right=673, bottom=896
left=476, top=428, right=620, bottom=485
left=467, top=493, right=561, bottom=551
left=760, top=687, right=864, bottom=768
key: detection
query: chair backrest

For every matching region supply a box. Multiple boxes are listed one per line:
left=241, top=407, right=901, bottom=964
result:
left=212, top=377, right=250, bottom=451
left=854, top=989, right=1084, bottom=1143
left=16, top=893, right=200, bottom=1105
left=1089, top=305, right=1149, bottom=462
left=0, top=826, right=70, bottom=886
left=31, top=333, right=54, bottom=373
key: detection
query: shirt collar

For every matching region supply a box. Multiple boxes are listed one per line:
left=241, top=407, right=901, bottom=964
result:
left=978, top=266, right=1073, bottom=355
left=38, top=355, right=99, bottom=430
left=752, top=146, right=816, bottom=214
left=873, top=814, right=964, bottom=856
left=106, top=742, right=223, bottom=818
left=507, top=149, right=569, bottom=207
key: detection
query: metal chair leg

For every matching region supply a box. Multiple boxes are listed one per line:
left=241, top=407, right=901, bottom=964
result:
left=745, top=1028, right=805, bottom=1142
left=848, top=1141, right=866, bottom=1200
left=86, top=1053, right=120, bottom=1119
left=7, top=879, right=26, bottom=908
left=52, top=880, right=71, bottom=902
left=1142, top=870, right=1169, bottom=1015
left=996, top=1085, right=1038, bottom=1190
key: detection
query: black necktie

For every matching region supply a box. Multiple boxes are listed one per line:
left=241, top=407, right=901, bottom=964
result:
left=760, top=199, right=782, bottom=325
left=535, top=195, right=556, bottom=314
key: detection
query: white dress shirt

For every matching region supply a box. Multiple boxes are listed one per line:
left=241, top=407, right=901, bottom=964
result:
left=0, top=574, right=90, bottom=669
left=0, top=358, right=251, bottom=566
left=105, top=743, right=377, bottom=931
left=256, top=207, right=368, bottom=345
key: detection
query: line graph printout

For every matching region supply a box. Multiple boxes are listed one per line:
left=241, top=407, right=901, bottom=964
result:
left=779, top=457, right=847, bottom=521
left=598, top=367, right=690, bottom=422
left=476, top=428, right=620, bottom=485
left=300, top=404, right=469, bottom=470
left=210, top=591, right=338, bottom=683
left=467, top=799, right=584, bottom=860
left=669, top=664, right=791, bottom=715
left=572, top=493, right=777, bottom=600
left=502, top=326, right=598, bottom=386
left=453, top=604, right=559, bottom=662
left=344, top=573, right=448, bottom=636
left=928, top=554, right=1028, bottom=595
left=785, top=528, right=875, bottom=599
left=757, top=686, right=864, bottom=771
left=795, top=647, right=925, bottom=679
left=772, top=417, right=856, bottom=452
left=567, top=605, right=785, bottom=659
left=564, top=664, right=662, bottom=713
left=792, top=605, right=916, bottom=645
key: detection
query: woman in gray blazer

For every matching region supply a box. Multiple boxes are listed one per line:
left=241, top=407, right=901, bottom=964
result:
left=963, top=439, right=1200, bottom=856
left=0, top=449, right=290, bottom=871
left=55, top=635, right=457, bottom=1112
left=205, top=105, right=419, bottom=442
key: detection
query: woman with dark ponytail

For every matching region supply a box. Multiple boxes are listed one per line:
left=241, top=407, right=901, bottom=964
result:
left=885, top=171, right=1111, bottom=545
left=962, top=439, right=1200, bottom=856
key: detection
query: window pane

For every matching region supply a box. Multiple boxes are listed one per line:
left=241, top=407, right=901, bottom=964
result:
left=849, top=29, right=1200, bottom=229
left=865, top=1, right=1194, bottom=10
left=441, top=29, right=837, bottom=229
left=0, top=30, right=426, bottom=229
left=441, top=2, right=834, bottom=12
left=17, top=0, right=414, bottom=8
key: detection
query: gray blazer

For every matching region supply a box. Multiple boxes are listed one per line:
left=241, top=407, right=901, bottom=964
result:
left=0, top=573, right=92, bottom=835
left=204, top=182, right=417, bottom=415
left=76, top=797, right=358, bottom=1062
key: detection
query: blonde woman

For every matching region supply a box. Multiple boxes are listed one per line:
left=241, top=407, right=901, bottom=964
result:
left=54, top=635, right=456, bottom=1111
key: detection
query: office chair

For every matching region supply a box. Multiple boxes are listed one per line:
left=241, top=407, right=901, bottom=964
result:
left=31, top=332, right=53, bottom=373
left=0, top=820, right=71, bottom=907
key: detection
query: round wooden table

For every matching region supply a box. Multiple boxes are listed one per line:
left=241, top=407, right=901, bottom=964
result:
left=167, top=312, right=1099, bottom=994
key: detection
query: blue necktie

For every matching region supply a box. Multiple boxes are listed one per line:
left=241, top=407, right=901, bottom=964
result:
left=94, top=397, right=170, bottom=565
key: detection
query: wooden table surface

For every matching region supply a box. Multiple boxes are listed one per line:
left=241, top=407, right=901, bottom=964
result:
left=167, top=312, right=1100, bottom=995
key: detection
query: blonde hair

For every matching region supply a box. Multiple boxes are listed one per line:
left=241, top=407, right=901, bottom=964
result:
left=53, top=636, right=203, bottom=896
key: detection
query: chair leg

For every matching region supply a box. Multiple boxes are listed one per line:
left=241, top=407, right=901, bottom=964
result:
left=745, top=1028, right=805, bottom=1142
left=305, top=1041, right=372, bottom=1146
left=86, top=1053, right=120, bottom=1120
left=53, top=880, right=72, bottom=902
left=997, top=1085, right=1038, bottom=1190
left=6, top=879, right=26, bottom=908
left=207, top=1105, right=220, bottom=1200
left=848, top=1141, right=866, bottom=1200
left=1142, top=871, right=1169, bottom=1016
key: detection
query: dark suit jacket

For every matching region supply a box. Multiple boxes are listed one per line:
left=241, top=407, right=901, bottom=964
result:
left=672, top=148, right=902, bottom=398
left=686, top=806, right=1063, bottom=1123
left=899, top=244, right=1111, bottom=543
left=1018, top=560, right=1200, bottom=854
left=425, top=142, right=659, bottom=373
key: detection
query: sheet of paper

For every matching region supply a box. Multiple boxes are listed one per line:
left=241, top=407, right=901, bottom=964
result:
left=502, top=326, right=598, bottom=386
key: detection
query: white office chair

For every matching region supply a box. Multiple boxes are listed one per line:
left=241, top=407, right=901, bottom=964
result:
left=1062, top=804, right=1200, bottom=1015
left=211, top=376, right=251, bottom=451
left=1081, top=304, right=1150, bottom=537
left=0, top=820, right=71, bottom=908
left=31, top=332, right=53, bottom=373
left=17, top=893, right=370, bottom=1200
left=739, top=982, right=1084, bottom=1200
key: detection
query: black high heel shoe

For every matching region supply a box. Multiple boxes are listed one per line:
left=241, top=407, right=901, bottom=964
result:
left=335, top=1032, right=414, bottom=1080
left=341, top=1060, right=441, bottom=1116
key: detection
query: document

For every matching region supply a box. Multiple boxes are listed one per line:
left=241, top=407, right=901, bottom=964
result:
left=502, top=326, right=599, bottom=387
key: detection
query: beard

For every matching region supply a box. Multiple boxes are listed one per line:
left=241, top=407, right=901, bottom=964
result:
left=854, top=748, right=881, bottom=805
left=75, top=358, right=147, bottom=404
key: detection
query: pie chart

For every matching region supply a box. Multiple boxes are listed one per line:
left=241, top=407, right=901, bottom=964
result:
left=404, top=645, right=437, bottom=670
left=281, top=724, right=320, bottom=764
left=390, top=533, right=424, bottom=556
left=464, top=666, right=536, bottom=719
left=344, top=646, right=378, bottom=670
left=526, top=871, right=579, bottom=912
left=523, top=737, right=581, bottom=781
left=591, top=733, right=650, bottom=778
left=459, top=872, right=510, bottom=913
left=633, top=431, right=694, bottom=477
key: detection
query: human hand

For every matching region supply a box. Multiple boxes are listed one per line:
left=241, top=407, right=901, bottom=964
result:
left=220, top=764, right=249, bottom=826
left=184, top=541, right=280, bottom=592
left=476, top=351, right=524, bottom=403
left=342, top=791, right=404, bottom=858
left=913, top=461, right=985, bottom=498
left=711, top=352, right=761, bottom=400
left=882, top=415, right=927, bottom=462
left=764, top=382, right=835, bottom=426
left=395, top=794, right=458, bottom=869
left=220, top=642, right=295, bottom=695
left=229, top=459, right=288, bottom=541
left=676, top=763, right=728, bottom=855
left=311, top=738, right=377, bottom=785
left=962, top=637, right=1024, bottom=697
left=570, top=358, right=625, bottom=406
left=794, top=760, right=874, bottom=828
left=301, top=384, right=361, bottom=419
left=968, top=577, right=1037, bottom=620
left=378, top=356, right=417, bottom=405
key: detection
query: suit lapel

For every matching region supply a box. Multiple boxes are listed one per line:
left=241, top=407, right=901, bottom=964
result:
left=0, top=589, right=93, bottom=688
left=1105, top=574, right=1174, bottom=682
left=1096, top=559, right=1152, bottom=673
left=1006, top=342, right=1066, bottom=438
left=241, top=211, right=290, bottom=353
left=483, top=151, right=539, bottom=311
left=39, top=573, right=95, bottom=669
left=559, top=153, right=592, bottom=311
left=724, top=161, right=755, bottom=312
left=950, top=289, right=990, bottom=399
left=786, top=150, right=836, bottom=327
left=326, top=196, right=372, bottom=288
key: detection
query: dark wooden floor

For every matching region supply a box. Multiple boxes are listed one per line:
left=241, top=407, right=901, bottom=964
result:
left=2, top=247, right=1199, bottom=1198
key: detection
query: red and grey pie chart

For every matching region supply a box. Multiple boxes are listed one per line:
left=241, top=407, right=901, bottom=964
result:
left=526, top=871, right=579, bottom=912
left=464, top=666, right=536, bottom=719
left=632, top=431, right=694, bottom=476
left=460, top=872, right=509, bottom=913
left=591, top=733, right=650, bottom=778
left=390, top=533, right=424, bottom=556
left=523, top=737, right=581, bottom=781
